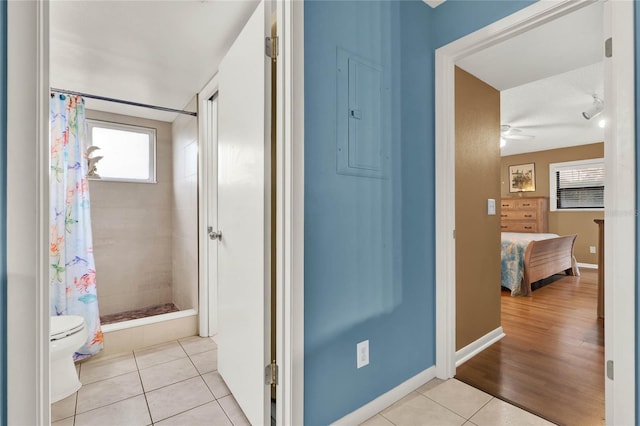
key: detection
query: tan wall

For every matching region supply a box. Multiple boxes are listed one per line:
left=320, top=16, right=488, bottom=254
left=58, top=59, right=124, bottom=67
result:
left=87, top=110, right=173, bottom=315
left=171, top=97, right=199, bottom=310
left=501, top=143, right=604, bottom=264
left=455, top=67, right=501, bottom=350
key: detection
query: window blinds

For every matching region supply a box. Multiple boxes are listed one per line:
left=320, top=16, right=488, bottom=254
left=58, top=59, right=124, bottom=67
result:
left=556, top=165, right=604, bottom=209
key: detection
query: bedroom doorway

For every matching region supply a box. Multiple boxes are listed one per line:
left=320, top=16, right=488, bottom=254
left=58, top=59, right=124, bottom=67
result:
left=434, top=1, right=635, bottom=425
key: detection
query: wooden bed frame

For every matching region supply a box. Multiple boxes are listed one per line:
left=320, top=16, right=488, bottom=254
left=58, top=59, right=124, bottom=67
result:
left=520, top=234, right=580, bottom=296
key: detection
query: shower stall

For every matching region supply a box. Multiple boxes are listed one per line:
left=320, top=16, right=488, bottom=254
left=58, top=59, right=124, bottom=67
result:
left=85, top=103, right=199, bottom=329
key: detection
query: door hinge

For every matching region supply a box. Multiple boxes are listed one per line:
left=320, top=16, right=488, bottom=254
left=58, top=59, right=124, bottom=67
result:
left=607, top=360, right=614, bottom=380
left=265, top=362, right=279, bottom=386
left=453, top=229, right=456, bottom=239
left=605, top=37, right=612, bottom=58
left=265, top=36, right=279, bottom=59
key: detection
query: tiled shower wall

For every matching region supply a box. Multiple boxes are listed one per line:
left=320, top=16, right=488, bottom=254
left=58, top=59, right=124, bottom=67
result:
left=171, top=97, right=199, bottom=311
left=87, top=109, right=173, bottom=316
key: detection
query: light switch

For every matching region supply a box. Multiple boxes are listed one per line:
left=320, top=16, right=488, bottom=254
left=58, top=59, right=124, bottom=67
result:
left=488, top=199, right=496, bottom=215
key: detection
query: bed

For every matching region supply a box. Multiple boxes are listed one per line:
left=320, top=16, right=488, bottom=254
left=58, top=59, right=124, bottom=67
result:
left=501, top=232, right=579, bottom=296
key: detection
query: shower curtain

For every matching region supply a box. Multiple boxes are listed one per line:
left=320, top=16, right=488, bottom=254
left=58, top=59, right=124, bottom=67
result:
left=50, top=93, right=103, bottom=360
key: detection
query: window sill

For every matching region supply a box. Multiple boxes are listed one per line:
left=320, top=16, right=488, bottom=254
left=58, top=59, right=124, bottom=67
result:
left=88, top=177, right=157, bottom=184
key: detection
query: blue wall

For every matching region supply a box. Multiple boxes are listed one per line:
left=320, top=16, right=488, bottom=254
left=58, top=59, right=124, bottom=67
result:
left=302, top=1, right=603, bottom=425
left=0, top=0, right=7, bottom=423
left=304, top=1, right=433, bottom=424
left=431, top=0, right=535, bottom=47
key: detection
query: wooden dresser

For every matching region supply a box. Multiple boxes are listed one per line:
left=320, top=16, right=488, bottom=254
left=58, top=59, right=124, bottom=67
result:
left=500, top=197, right=548, bottom=233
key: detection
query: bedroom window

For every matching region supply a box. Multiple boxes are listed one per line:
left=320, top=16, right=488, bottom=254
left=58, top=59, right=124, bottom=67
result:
left=86, top=119, right=157, bottom=183
left=549, top=158, right=604, bottom=211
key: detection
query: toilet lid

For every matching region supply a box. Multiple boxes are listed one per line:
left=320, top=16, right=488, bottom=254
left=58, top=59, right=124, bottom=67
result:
left=50, top=315, right=85, bottom=341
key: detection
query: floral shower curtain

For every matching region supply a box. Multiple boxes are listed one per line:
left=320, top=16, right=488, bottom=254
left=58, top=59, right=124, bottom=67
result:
left=50, top=93, right=103, bottom=360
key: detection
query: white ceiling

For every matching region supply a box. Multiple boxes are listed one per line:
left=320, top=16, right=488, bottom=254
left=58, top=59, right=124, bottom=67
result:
left=423, top=0, right=446, bottom=8
left=52, top=0, right=605, bottom=155
left=50, top=0, right=259, bottom=122
left=457, top=1, right=604, bottom=156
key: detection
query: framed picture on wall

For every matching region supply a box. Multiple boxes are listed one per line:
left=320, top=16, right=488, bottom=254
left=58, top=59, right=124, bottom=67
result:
left=509, top=163, right=536, bottom=192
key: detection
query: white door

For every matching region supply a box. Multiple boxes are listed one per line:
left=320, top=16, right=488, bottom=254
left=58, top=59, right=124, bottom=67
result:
left=216, top=1, right=270, bottom=425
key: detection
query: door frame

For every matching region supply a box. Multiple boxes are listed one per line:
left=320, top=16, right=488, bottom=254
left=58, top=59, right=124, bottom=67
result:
left=9, top=0, right=50, bottom=424
left=198, top=74, right=219, bottom=337
left=12, top=0, right=304, bottom=423
left=196, top=1, right=305, bottom=424
left=276, top=1, right=305, bottom=425
left=434, top=1, right=635, bottom=425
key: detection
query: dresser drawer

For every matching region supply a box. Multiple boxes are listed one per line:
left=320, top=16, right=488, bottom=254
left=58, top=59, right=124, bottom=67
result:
left=515, top=199, right=538, bottom=210
left=502, top=222, right=538, bottom=233
left=501, top=211, right=537, bottom=221
left=500, top=199, right=516, bottom=209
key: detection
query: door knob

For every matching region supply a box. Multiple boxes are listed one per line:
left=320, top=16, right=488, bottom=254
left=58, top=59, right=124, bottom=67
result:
left=208, top=226, right=222, bottom=241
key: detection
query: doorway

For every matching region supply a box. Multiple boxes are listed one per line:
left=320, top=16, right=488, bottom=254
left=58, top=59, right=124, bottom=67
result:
left=434, top=1, right=636, bottom=424
left=197, top=2, right=276, bottom=424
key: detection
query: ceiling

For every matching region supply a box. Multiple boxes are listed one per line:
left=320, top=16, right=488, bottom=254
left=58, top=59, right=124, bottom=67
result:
left=423, top=0, right=446, bottom=8
left=457, top=1, right=604, bottom=156
left=51, top=0, right=604, bottom=155
left=50, top=0, right=259, bottom=122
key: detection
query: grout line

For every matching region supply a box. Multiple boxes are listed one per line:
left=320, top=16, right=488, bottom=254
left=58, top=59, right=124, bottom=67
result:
left=378, top=411, right=399, bottom=426
left=71, top=339, right=225, bottom=425
left=416, top=391, right=470, bottom=421
left=72, top=394, right=146, bottom=419
left=146, top=375, right=217, bottom=424
left=79, top=362, right=139, bottom=387
left=135, top=344, right=191, bottom=372
left=133, top=347, right=154, bottom=424
left=217, top=395, right=239, bottom=426
left=183, top=345, right=212, bottom=377
left=176, top=337, right=218, bottom=357
left=142, top=372, right=202, bottom=394
left=467, top=396, right=494, bottom=421
left=151, top=399, right=218, bottom=425
left=201, top=371, right=218, bottom=400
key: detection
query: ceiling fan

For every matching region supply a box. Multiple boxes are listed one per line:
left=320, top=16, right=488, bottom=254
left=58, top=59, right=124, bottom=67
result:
left=500, top=124, right=535, bottom=147
left=500, top=124, right=535, bottom=141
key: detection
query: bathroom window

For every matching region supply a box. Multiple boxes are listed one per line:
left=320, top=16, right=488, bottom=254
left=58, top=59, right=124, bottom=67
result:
left=87, top=119, right=157, bottom=183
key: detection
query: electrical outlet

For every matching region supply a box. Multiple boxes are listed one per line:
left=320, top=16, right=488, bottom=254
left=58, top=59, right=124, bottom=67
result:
left=357, top=340, right=369, bottom=369
left=590, top=246, right=597, bottom=254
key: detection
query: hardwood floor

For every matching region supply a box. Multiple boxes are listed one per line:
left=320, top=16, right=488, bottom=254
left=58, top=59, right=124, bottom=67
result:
left=455, top=268, right=604, bottom=426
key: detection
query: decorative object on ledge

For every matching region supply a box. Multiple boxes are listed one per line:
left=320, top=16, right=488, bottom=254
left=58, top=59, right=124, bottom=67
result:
left=509, top=162, right=536, bottom=193
left=86, top=145, right=103, bottom=178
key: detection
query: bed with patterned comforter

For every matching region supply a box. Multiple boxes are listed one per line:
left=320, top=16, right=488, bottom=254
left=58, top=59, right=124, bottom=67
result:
left=501, top=232, right=579, bottom=296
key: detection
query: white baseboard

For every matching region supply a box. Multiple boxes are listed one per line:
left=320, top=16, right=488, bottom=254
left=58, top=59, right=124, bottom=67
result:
left=455, top=326, right=505, bottom=367
left=331, top=366, right=437, bottom=425
left=577, top=262, right=598, bottom=269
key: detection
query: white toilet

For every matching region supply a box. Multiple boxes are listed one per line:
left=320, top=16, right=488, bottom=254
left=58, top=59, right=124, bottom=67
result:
left=50, top=315, right=87, bottom=403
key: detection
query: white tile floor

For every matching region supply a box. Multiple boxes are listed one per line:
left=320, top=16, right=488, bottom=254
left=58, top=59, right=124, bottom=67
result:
left=362, top=378, right=555, bottom=426
left=51, top=336, right=250, bottom=426
left=53, top=338, right=554, bottom=426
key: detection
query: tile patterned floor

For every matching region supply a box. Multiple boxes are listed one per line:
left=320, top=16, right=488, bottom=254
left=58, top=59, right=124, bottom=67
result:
left=362, top=379, right=556, bottom=426
left=52, top=336, right=250, bottom=426
left=54, top=338, right=554, bottom=426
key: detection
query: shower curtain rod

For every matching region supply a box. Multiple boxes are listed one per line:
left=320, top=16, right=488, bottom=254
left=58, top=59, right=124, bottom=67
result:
left=50, top=88, right=198, bottom=117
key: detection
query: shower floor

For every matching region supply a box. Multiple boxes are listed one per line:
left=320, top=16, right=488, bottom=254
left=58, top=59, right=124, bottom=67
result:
left=100, top=303, right=180, bottom=325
